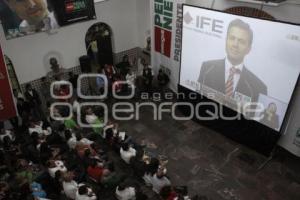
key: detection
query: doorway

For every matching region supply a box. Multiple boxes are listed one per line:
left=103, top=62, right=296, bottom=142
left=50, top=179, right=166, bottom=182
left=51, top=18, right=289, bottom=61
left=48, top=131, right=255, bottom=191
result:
left=85, top=22, right=113, bottom=72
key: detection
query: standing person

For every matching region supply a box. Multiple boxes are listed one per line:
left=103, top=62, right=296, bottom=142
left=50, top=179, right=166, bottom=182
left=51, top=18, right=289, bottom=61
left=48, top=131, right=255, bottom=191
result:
left=69, top=72, right=79, bottom=97
left=95, top=69, right=106, bottom=95
left=47, top=57, right=66, bottom=81
left=142, top=62, right=153, bottom=95
left=40, top=77, right=51, bottom=103
left=157, top=69, right=169, bottom=100
left=117, top=55, right=132, bottom=78
left=24, top=84, right=43, bottom=119
left=87, top=39, right=99, bottom=66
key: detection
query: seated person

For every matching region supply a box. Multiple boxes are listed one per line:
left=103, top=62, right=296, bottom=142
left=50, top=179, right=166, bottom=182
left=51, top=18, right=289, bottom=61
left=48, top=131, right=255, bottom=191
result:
left=75, top=132, right=94, bottom=146
left=87, top=159, right=108, bottom=182
left=85, top=107, right=103, bottom=134
left=103, top=121, right=118, bottom=139
left=28, top=120, right=52, bottom=137
left=143, top=157, right=160, bottom=186
left=104, top=64, right=117, bottom=84
left=159, top=186, right=178, bottom=200
left=115, top=182, right=136, bottom=200
left=64, top=117, right=79, bottom=130
left=75, top=184, right=97, bottom=200
left=63, top=171, right=78, bottom=200
left=65, top=130, right=77, bottom=150
left=47, top=159, right=67, bottom=178
left=116, top=55, right=132, bottom=77
left=113, top=75, right=123, bottom=94
left=120, top=143, right=136, bottom=164
left=15, top=159, right=34, bottom=185
left=101, top=162, right=121, bottom=187
left=0, top=129, right=15, bottom=143
left=157, top=69, right=170, bottom=90
left=126, top=70, right=136, bottom=92
left=151, top=170, right=171, bottom=194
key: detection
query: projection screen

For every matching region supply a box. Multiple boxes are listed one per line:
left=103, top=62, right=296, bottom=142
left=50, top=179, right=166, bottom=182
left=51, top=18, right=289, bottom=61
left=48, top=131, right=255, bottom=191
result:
left=179, top=5, right=300, bottom=131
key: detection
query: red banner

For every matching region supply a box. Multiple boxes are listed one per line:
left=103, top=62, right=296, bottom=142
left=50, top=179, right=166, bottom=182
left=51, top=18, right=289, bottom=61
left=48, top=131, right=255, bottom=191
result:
left=0, top=46, right=17, bottom=121
left=154, top=27, right=172, bottom=58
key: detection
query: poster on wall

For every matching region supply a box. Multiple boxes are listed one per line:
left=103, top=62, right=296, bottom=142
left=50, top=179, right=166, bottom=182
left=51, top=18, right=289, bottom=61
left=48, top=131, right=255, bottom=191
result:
left=51, top=0, right=96, bottom=26
left=0, top=45, right=17, bottom=121
left=151, top=0, right=185, bottom=92
left=0, top=0, right=96, bottom=40
left=0, top=0, right=59, bottom=39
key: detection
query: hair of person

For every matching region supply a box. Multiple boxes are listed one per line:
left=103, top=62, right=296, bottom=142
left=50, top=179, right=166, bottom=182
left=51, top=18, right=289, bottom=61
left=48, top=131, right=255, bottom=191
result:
left=117, top=182, right=126, bottom=191
left=90, top=159, right=97, bottom=168
left=64, top=130, right=72, bottom=140
left=84, top=148, right=91, bottom=157
left=78, top=185, right=88, bottom=195
left=227, top=19, right=253, bottom=45
left=75, top=132, right=82, bottom=141
left=30, top=132, right=39, bottom=145
left=58, top=124, right=65, bottom=132
left=55, top=170, right=61, bottom=181
left=107, top=162, right=115, bottom=172
left=26, top=84, right=31, bottom=89
left=2, top=136, right=11, bottom=148
left=159, top=186, right=173, bottom=199
left=40, top=142, right=50, bottom=153
left=121, top=142, right=129, bottom=151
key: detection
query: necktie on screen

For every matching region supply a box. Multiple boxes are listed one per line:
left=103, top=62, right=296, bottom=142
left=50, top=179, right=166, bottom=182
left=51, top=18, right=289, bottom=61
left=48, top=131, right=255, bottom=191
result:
left=225, top=66, right=241, bottom=97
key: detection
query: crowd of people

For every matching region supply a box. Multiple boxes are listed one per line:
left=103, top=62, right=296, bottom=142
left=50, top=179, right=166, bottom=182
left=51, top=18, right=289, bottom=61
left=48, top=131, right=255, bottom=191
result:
left=0, top=56, right=206, bottom=200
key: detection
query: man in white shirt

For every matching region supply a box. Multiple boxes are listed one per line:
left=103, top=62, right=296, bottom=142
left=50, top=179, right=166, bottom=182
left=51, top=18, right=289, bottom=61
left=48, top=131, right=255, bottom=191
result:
left=85, top=107, right=99, bottom=125
left=115, top=182, right=136, bottom=200
left=47, top=160, right=67, bottom=178
left=63, top=172, right=78, bottom=200
left=151, top=170, right=171, bottom=194
left=120, top=143, right=136, bottom=164
left=75, top=184, right=97, bottom=200
left=28, top=121, right=52, bottom=137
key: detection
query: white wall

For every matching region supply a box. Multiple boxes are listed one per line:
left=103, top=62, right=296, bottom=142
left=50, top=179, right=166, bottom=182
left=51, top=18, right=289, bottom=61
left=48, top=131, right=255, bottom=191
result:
left=0, top=0, right=139, bottom=84
left=187, top=0, right=300, bottom=23
left=136, top=0, right=151, bottom=48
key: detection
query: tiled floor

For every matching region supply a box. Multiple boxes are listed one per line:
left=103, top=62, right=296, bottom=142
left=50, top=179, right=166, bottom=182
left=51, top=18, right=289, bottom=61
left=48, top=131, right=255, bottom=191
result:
left=115, top=100, right=300, bottom=200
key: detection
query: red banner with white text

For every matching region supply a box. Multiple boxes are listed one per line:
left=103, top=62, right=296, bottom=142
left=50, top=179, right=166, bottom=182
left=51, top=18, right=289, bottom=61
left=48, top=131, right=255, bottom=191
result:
left=0, top=46, right=16, bottom=121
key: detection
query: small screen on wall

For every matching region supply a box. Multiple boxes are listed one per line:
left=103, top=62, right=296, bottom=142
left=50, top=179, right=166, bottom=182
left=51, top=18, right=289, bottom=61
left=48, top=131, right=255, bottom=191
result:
left=51, top=0, right=96, bottom=26
left=0, top=0, right=96, bottom=40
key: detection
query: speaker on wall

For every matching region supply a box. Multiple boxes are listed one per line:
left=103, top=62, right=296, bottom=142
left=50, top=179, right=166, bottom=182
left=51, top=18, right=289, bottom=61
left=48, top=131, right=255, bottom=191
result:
left=79, top=55, right=91, bottom=73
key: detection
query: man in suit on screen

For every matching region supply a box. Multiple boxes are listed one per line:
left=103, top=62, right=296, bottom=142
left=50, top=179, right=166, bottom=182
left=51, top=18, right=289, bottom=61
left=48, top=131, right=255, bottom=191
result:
left=197, top=19, right=267, bottom=106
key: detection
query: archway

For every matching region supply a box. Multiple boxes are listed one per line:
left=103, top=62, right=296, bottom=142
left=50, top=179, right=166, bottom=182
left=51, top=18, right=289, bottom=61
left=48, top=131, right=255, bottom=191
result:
left=85, top=22, right=114, bottom=72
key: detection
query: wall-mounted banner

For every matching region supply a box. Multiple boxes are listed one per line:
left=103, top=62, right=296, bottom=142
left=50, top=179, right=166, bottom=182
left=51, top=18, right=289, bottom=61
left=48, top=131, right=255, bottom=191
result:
left=0, top=0, right=96, bottom=40
left=151, top=0, right=185, bottom=92
left=0, top=45, right=17, bottom=121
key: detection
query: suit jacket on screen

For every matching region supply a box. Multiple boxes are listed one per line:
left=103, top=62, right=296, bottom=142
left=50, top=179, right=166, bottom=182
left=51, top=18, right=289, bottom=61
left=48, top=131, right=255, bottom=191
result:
left=197, top=59, right=267, bottom=103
